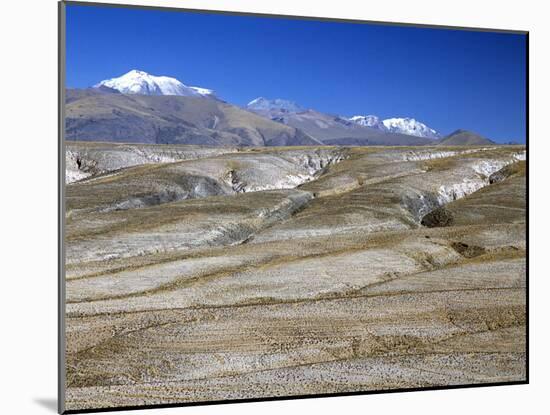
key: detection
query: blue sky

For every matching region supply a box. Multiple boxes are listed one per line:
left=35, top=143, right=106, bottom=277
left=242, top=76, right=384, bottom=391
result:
left=66, top=4, right=527, bottom=143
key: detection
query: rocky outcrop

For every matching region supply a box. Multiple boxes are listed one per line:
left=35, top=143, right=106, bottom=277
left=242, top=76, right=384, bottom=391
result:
left=66, top=144, right=347, bottom=214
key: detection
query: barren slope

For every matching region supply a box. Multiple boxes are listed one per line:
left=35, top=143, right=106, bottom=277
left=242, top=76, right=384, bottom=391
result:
left=64, top=143, right=526, bottom=411
left=65, top=89, right=322, bottom=147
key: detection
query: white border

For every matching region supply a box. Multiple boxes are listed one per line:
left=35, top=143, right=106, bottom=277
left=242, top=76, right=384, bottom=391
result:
left=2, top=1, right=546, bottom=415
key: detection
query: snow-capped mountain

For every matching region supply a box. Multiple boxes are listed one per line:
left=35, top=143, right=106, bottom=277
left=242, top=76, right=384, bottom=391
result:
left=94, top=70, right=214, bottom=97
left=247, top=97, right=303, bottom=113
left=348, top=115, right=384, bottom=130
left=382, top=118, right=440, bottom=139
left=348, top=115, right=440, bottom=139
left=246, top=97, right=440, bottom=139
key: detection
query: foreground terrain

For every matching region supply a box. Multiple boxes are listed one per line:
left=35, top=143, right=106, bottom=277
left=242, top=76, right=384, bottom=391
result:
left=64, top=142, right=526, bottom=410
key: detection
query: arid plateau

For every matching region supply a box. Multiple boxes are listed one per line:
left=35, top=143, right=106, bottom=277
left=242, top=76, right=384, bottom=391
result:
left=64, top=142, right=526, bottom=410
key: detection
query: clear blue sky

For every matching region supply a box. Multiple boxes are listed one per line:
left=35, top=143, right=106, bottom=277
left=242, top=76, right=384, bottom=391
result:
left=66, top=3, right=527, bottom=143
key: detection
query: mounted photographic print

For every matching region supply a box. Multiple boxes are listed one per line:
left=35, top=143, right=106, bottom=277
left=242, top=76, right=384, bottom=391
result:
left=59, top=1, right=528, bottom=413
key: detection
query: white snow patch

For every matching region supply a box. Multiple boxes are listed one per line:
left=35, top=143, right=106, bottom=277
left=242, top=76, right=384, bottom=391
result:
left=382, top=117, right=440, bottom=139
left=347, top=115, right=440, bottom=139
left=94, top=70, right=214, bottom=97
left=348, top=115, right=383, bottom=129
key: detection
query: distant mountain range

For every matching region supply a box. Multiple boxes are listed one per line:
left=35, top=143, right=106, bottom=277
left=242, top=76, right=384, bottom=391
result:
left=247, top=98, right=440, bottom=139
left=245, top=98, right=433, bottom=146
left=64, top=70, right=501, bottom=147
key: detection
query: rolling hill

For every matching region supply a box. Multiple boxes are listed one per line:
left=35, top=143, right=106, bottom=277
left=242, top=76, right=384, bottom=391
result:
left=438, top=129, right=495, bottom=146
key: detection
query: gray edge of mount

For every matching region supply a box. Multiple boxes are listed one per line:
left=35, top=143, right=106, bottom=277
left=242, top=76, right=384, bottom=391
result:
left=58, top=2, right=66, bottom=413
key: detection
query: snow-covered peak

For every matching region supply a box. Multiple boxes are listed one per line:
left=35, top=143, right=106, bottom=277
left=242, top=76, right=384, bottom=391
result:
left=247, top=97, right=303, bottom=113
left=347, top=114, right=440, bottom=139
left=94, top=70, right=214, bottom=97
left=348, top=115, right=384, bottom=129
left=382, top=117, right=440, bottom=139
left=188, top=86, right=214, bottom=96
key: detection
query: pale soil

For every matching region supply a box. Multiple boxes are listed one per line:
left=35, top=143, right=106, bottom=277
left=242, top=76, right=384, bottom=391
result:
left=64, top=143, right=526, bottom=411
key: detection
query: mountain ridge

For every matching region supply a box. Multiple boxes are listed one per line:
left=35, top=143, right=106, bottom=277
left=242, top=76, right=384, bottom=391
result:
left=67, top=72, right=503, bottom=146
left=65, top=88, right=323, bottom=147
left=246, top=97, right=440, bottom=140
left=246, top=98, right=433, bottom=146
